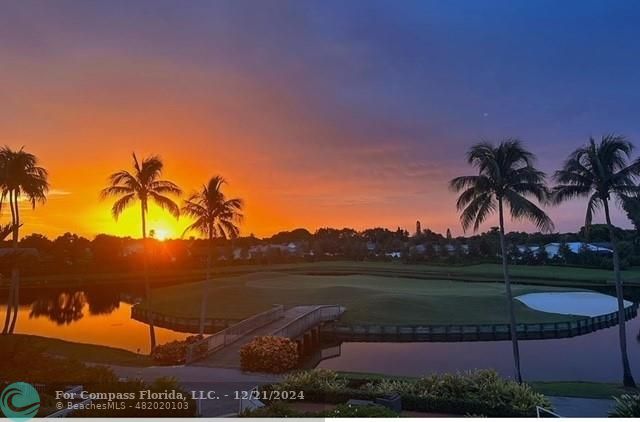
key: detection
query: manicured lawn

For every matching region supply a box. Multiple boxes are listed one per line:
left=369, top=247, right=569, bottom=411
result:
left=140, top=271, right=587, bottom=325
left=530, top=381, right=638, bottom=399
left=16, top=260, right=640, bottom=289
left=0, top=334, right=152, bottom=366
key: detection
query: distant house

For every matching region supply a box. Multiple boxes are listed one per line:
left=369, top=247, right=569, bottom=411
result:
left=0, top=248, right=39, bottom=259
left=516, top=245, right=541, bottom=254
left=122, top=242, right=144, bottom=257
left=245, top=242, right=302, bottom=259
left=544, top=242, right=613, bottom=259
left=444, top=244, right=469, bottom=255
left=414, top=244, right=428, bottom=254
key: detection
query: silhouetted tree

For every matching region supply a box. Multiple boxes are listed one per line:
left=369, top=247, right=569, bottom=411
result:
left=101, top=153, right=181, bottom=351
left=0, top=146, right=49, bottom=334
left=182, top=176, right=243, bottom=335
left=553, top=134, right=639, bottom=387
left=450, top=139, right=553, bottom=383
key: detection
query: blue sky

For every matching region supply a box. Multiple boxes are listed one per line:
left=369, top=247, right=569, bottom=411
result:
left=1, top=0, right=639, bottom=237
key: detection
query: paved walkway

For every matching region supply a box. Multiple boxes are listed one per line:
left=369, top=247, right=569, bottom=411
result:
left=549, top=396, right=615, bottom=417
left=110, top=364, right=280, bottom=417
left=194, top=305, right=319, bottom=368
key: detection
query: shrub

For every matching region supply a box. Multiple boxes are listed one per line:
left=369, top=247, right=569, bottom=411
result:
left=241, top=402, right=399, bottom=417
left=610, top=394, right=640, bottom=417
left=263, top=369, right=550, bottom=417
left=240, top=336, right=298, bottom=373
left=152, top=335, right=205, bottom=365
left=319, top=403, right=399, bottom=417
left=274, top=368, right=348, bottom=392
left=240, top=402, right=302, bottom=417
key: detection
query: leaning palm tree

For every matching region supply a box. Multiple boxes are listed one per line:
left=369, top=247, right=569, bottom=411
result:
left=553, top=135, right=638, bottom=387
left=100, top=153, right=181, bottom=351
left=182, top=176, right=243, bottom=335
left=0, top=146, right=49, bottom=334
left=450, top=139, right=553, bottom=383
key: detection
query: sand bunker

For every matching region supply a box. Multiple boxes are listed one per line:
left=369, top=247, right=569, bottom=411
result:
left=515, top=291, right=633, bottom=317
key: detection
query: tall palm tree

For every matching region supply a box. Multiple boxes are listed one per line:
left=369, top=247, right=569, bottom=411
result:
left=182, top=176, right=243, bottom=335
left=0, top=146, right=49, bottom=334
left=101, top=153, right=181, bottom=351
left=553, top=135, right=638, bottom=387
left=450, top=139, right=553, bottom=383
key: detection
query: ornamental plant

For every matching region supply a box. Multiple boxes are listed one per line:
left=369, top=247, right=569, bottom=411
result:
left=152, top=334, right=206, bottom=365
left=240, top=336, right=299, bottom=373
left=610, top=394, right=640, bottom=417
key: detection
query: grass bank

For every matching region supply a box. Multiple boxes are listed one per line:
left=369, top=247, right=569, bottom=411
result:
left=13, top=261, right=640, bottom=290
left=335, top=371, right=636, bottom=399
left=0, top=334, right=152, bottom=366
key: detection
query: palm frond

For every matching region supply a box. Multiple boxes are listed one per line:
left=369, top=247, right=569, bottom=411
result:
left=149, top=192, right=180, bottom=218
left=452, top=140, right=550, bottom=232
left=504, top=190, right=555, bottom=232
left=111, top=193, right=135, bottom=220
left=181, top=175, right=244, bottom=238
left=584, top=193, right=603, bottom=227
left=551, top=184, right=592, bottom=205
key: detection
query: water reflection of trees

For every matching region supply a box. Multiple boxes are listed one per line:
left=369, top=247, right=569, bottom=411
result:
left=85, top=288, right=120, bottom=315
left=27, top=288, right=121, bottom=325
left=30, top=291, right=87, bottom=325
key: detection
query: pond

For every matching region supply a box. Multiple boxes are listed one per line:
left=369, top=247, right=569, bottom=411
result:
left=3, top=285, right=640, bottom=382
left=318, top=313, right=640, bottom=382
left=2, top=286, right=194, bottom=354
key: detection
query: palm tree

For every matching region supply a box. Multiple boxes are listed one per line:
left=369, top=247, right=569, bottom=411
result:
left=450, top=139, right=553, bottom=383
left=553, top=135, right=638, bottom=387
left=182, top=176, right=243, bottom=335
left=1, top=146, right=49, bottom=334
left=101, top=153, right=181, bottom=351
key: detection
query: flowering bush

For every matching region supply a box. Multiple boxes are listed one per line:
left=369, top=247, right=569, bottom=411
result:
left=152, top=335, right=205, bottom=365
left=240, top=336, right=299, bottom=373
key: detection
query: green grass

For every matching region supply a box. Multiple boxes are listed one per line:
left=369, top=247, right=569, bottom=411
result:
left=336, top=371, right=637, bottom=400
left=530, top=381, right=639, bottom=399
left=17, top=260, right=640, bottom=288
left=0, top=334, right=152, bottom=366
left=141, top=271, right=587, bottom=325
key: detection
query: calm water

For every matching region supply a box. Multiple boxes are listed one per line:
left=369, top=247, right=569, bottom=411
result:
left=2, top=287, right=194, bottom=354
left=319, top=315, right=640, bottom=382
left=4, top=286, right=640, bottom=381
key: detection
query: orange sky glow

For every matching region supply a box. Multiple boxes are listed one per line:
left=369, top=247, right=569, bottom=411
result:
left=2, top=2, right=637, bottom=240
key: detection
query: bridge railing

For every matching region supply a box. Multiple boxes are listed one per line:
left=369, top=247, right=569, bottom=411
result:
left=271, top=305, right=344, bottom=339
left=186, top=304, right=285, bottom=363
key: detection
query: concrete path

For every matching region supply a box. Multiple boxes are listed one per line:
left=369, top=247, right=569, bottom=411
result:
left=549, top=396, right=615, bottom=417
left=194, top=305, right=318, bottom=368
left=110, top=364, right=280, bottom=417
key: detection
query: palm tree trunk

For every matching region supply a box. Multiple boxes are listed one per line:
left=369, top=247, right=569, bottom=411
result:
left=141, top=202, right=156, bottom=353
left=603, top=199, right=636, bottom=387
left=2, top=190, right=16, bottom=334
left=8, top=190, right=21, bottom=334
left=199, top=228, right=213, bottom=336
left=498, top=198, right=523, bottom=383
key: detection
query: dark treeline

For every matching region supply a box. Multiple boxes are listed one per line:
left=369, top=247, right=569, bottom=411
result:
left=3, top=222, right=640, bottom=278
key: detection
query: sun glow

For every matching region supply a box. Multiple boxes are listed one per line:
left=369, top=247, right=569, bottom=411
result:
left=153, top=228, right=170, bottom=241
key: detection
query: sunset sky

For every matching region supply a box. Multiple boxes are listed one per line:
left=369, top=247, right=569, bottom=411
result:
left=2, top=0, right=640, bottom=239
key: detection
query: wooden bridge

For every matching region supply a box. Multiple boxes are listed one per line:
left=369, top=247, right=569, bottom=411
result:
left=186, top=304, right=345, bottom=368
